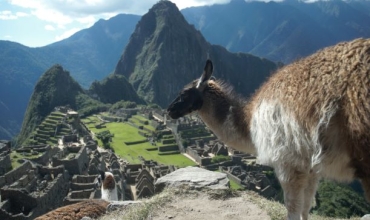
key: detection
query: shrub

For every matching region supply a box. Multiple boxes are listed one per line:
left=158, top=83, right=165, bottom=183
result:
left=211, top=155, right=231, bottom=164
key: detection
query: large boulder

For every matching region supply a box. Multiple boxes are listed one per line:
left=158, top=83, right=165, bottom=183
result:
left=155, top=166, right=229, bottom=192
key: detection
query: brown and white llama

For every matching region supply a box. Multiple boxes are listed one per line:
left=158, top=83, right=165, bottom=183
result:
left=167, top=38, right=370, bottom=220
left=98, top=171, right=118, bottom=201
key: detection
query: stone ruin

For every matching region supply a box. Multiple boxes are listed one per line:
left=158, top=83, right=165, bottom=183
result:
left=0, top=106, right=283, bottom=219
left=0, top=140, right=11, bottom=176
left=186, top=140, right=228, bottom=166
left=0, top=162, right=69, bottom=219
left=220, top=162, right=277, bottom=199
left=0, top=132, right=132, bottom=219
left=123, top=158, right=176, bottom=200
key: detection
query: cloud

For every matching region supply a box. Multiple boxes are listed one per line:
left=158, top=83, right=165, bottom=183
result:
left=7, top=0, right=233, bottom=18
left=44, top=24, right=55, bottom=31
left=0, top=10, right=29, bottom=20
left=6, top=0, right=233, bottom=30
left=55, top=27, right=81, bottom=41
left=15, top=12, right=28, bottom=17
left=4, top=35, right=12, bottom=39
left=171, top=0, right=231, bottom=9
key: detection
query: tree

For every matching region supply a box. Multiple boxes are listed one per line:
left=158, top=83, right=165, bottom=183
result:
left=96, top=130, right=114, bottom=149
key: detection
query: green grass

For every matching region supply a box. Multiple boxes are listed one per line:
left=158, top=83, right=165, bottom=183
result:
left=229, top=179, right=245, bottom=190
left=10, top=151, right=40, bottom=169
left=130, top=115, right=156, bottom=131
left=86, top=115, right=195, bottom=167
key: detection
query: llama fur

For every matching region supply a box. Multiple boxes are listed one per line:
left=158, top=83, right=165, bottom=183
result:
left=167, top=38, right=370, bottom=220
left=99, top=171, right=118, bottom=201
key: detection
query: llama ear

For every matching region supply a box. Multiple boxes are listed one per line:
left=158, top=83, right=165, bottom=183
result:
left=197, top=60, right=213, bottom=88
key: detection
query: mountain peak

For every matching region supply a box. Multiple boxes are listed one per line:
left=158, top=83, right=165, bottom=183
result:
left=114, top=0, right=210, bottom=106
left=113, top=0, right=277, bottom=108
left=151, top=0, right=179, bottom=12
left=17, top=65, right=84, bottom=145
left=34, top=64, right=82, bottom=94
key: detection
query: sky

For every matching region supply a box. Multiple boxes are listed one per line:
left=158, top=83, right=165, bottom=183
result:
left=0, top=0, right=235, bottom=47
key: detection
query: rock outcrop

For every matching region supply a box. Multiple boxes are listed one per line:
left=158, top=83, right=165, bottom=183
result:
left=155, top=166, right=229, bottom=192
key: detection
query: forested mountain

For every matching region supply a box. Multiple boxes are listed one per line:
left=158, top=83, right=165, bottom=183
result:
left=182, top=0, right=370, bottom=63
left=17, top=65, right=107, bottom=145
left=0, top=14, right=140, bottom=139
left=114, top=1, right=278, bottom=107
left=2, top=0, right=370, bottom=139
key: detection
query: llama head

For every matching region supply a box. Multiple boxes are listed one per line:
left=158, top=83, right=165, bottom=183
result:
left=98, top=171, right=116, bottom=190
left=167, top=60, right=213, bottom=119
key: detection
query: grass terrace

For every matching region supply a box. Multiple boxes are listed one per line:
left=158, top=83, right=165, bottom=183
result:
left=129, top=115, right=156, bottom=132
left=24, top=111, right=72, bottom=146
left=10, top=151, right=41, bottom=169
left=84, top=114, right=195, bottom=167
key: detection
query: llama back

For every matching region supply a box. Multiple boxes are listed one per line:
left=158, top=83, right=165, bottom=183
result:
left=249, top=38, right=370, bottom=181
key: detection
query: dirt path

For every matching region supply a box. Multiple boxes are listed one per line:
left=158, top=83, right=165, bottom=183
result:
left=151, top=191, right=271, bottom=220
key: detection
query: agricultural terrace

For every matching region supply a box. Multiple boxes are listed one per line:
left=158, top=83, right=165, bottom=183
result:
left=82, top=114, right=195, bottom=167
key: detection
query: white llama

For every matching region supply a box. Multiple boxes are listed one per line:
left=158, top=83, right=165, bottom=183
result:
left=98, top=171, right=118, bottom=201
left=167, top=38, right=370, bottom=220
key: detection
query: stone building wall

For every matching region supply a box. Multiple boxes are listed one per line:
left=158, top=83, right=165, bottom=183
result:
left=0, top=170, right=69, bottom=220
left=0, top=140, right=11, bottom=153
left=52, top=146, right=88, bottom=175
left=0, top=161, right=32, bottom=188
left=32, top=147, right=60, bottom=165
left=0, top=154, right=11, bottom=176
left=30, top=172, right=70, bottom=217
left=186, top=147, right=212, bottom=166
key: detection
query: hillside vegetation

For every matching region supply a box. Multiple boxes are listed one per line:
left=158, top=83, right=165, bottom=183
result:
left=182, top=0, right=370, bottom=64
left=16, top=65, right=108, bottom=146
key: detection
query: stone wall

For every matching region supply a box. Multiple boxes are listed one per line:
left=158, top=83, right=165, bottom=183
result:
left=0, top=170, right=69, bottom=220
left=63, top=189, right=98, bottom=205
left=124, top=164, right=143, bottom=184
left=31, top=172, right=69, bottom=217
left=186, top=147, right=212, bottom=166
left=33, top=147, right=60, bottom=165
left=52, top=146, right=89, bottom=175
left=0, top=188, right=37, bottom=220
left=0, top=140, right=11, bottom=154
left=0, top=161, right=32, bottom=188
left=0, top=154, right=11, bottom=176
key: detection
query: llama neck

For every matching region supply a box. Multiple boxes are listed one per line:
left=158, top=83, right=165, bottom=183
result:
left=197, top=84, right=256, bottom=154
left=101, top=186, right=118, bottom=201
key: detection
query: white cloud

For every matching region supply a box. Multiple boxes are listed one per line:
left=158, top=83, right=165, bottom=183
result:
left=4, top=35, right=12, bottom=39
left=55, top=27, right=81, bottom=41
left=171, top=0, right=231, bottom=9
left=30, top=8, right=73, bottom=26
left=5, top=0, right=234, bottom=31
left=15, top=12, right=28, bottom=17
left=6, top=0, right=232, bottom=20
left=0, top=10, right=29, bottom=20
left=44, top=24, right=55, bottom=31
left=76, top=15, right=96, bottom=28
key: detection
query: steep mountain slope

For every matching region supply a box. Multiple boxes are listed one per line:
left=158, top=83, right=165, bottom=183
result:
left=16, top=65, right=107, bottom=146
left=89, top=74, right=146, bottom=104
left=182, top=0, right=370, bottom=63
left=37, top=14, right=140, bottom=87
left=0, top=14, right=139, bottom=139
left=0, top=41, right=49, bottom=140
left=114, top=1, right=278, bottom=107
